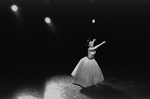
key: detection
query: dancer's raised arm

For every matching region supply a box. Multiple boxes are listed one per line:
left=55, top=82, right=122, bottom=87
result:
left=94, top=41, right=106, bottom=49
left=89, top=41, right=106, bottom=50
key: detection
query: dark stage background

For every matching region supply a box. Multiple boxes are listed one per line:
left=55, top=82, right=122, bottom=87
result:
left=0, top=0, right=150, bottom=86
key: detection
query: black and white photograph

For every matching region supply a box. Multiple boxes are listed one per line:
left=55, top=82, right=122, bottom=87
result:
left=0, top=0, right=150, bottom=99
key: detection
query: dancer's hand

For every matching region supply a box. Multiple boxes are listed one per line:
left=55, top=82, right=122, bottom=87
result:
left=103, top=41, right=106, bottom=44
left=93, top=39, right=96, bottom=42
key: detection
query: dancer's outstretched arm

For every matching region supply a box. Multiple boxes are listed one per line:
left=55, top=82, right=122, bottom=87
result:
left=90, top=41, right=106, bottom=50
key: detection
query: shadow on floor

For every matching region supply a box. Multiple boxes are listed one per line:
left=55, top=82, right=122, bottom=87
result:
left=80, top=84, right=133, bottom=99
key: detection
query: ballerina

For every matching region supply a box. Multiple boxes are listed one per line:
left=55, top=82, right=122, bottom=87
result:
left=71, top=39, right=106, bottom=88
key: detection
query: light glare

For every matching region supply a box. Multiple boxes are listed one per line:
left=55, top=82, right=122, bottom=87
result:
left=45, top=17, right=51, bottom=24
left=12, top=89, right=41, bottom=99
left=92, top=19, right=95, bottom=23
left=12, top=5, right=18, bottom=12
left=17, top=95, right=38, bottom=99
left=44, top=81, right=64, bottom=99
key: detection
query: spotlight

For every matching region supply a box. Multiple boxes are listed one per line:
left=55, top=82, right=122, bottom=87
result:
left=11, top=5, right=18, bottom=12
left=45, top=17, right=51, bottom=24
left=92, top=19, right=95, bottom=23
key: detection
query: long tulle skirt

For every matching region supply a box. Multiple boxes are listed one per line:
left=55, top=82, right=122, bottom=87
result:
left=71, top=57, right=104, bottom=87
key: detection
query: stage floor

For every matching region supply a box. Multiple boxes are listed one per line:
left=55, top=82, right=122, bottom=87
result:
left=0, top=74, right=149, bottom=99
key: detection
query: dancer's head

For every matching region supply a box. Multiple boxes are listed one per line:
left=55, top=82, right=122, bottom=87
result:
left=89, top=41, right=94, bottom=47
left=87, top=36, right=95, bottom=47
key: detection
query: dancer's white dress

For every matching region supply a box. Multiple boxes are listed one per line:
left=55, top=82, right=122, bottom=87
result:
left=71, top=49, right=104, bottom=87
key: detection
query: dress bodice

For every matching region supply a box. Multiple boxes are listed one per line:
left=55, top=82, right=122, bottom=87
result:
left=88, top=49, right=96, bottom=59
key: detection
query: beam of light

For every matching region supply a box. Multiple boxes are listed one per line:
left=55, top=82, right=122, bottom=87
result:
left=43, top=81, right=64, bottom=99
left=11, top=5, right=18, bottom=12
left=44, top=17, right=60, bottom=38
left=11, top=4, right=21, bottom=19
left=45, top=17, right=51, bottom=24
